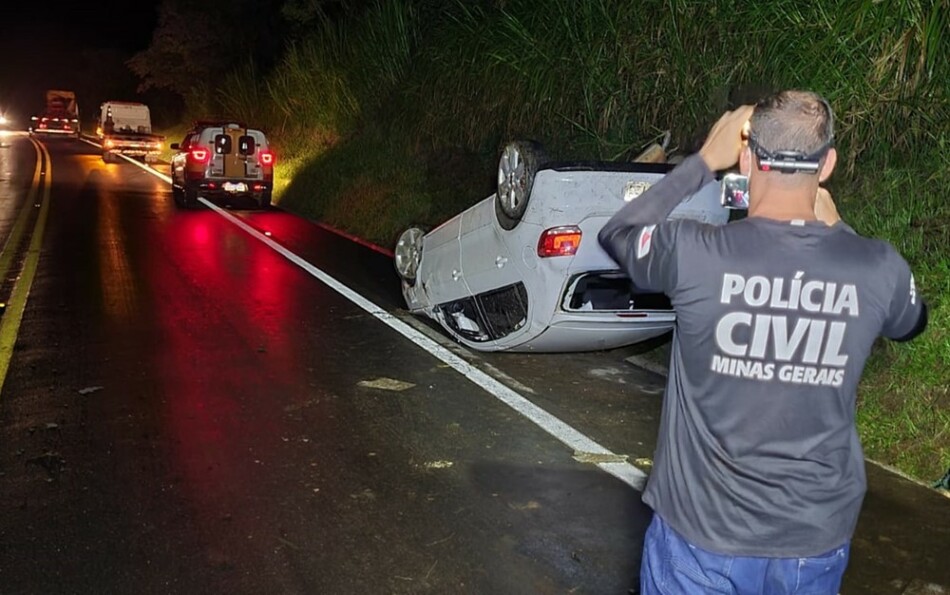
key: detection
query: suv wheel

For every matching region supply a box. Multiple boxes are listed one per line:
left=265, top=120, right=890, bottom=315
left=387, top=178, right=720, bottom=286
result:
left=172, top=184, right=184, bottom=206
left=183, top=186, right=199, bottom=209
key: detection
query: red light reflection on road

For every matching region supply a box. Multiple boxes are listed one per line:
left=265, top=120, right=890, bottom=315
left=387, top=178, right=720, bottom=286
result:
left=147, top=210, right=329, bottom=540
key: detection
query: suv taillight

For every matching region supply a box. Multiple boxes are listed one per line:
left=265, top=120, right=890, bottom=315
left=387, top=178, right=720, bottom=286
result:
left=258, top=150, right=274, bottom=166
left=538, top=226, right=582, bottom=258
left=189, top=147, right=211, bottom=164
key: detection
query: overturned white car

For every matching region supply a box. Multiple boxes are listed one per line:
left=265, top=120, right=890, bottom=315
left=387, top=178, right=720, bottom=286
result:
left=394, top=141, right=728, bottom=352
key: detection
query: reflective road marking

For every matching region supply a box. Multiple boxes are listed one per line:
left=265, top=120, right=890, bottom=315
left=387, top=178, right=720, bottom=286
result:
left=0, top=138, right=52, bottom=394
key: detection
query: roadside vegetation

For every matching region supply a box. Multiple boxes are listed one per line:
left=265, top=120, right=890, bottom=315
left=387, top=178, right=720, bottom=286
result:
left=139, top=0, right=948, bottom=483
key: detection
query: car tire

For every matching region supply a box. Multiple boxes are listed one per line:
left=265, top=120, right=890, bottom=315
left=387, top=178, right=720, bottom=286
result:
left=172, top=184, right=185, bottom=206
left=258, top=191, right=272, bottom=210
left=183, top=186, right=199, bottom=209
left=394, top=226, right=426, bottom=286
left=495, top=140, right=547, bottom=231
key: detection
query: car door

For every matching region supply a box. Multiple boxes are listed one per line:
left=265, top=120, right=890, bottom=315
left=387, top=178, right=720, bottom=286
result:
left=418, top=216, right=465, bottom=307
left=457, top=198, right=530, bottom=343
left=237, top=132, right=265, bottom=182
left=458, top=198, right=521, bottom=297
left=208, top=128, right=243, bottom=181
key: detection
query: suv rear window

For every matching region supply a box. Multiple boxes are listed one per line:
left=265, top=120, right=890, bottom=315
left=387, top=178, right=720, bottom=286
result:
left=214, top=134, right=233, bottom=154
left=239, top=135, right=257, bottom=155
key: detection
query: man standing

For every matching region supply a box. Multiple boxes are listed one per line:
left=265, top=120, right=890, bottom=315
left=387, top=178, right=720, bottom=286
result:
left=598, top=91, right=928, bottom=593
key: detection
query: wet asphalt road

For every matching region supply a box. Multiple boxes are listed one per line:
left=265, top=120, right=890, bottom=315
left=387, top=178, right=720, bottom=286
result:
left=0, top=134, right=947, bottom=594
left=0, top=135, right=658, bottom=594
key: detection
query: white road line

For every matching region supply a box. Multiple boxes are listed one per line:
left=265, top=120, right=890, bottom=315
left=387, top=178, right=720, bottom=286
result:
left=123, top=147, right=650, bottom=491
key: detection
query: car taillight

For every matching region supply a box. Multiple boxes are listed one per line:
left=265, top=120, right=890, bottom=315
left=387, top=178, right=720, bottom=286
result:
left=189, top=147, right=211, bottom=164
left=258, top=150, right=274, bottom=165
left=538, top=226, right=582, bottom=258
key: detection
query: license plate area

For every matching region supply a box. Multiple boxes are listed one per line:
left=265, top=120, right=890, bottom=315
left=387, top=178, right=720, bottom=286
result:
left=223, top=182, right=247, bottom=193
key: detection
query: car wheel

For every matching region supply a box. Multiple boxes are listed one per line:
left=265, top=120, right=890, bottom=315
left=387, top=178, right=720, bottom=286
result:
left=183, top=186, right=199, bottom=209
left=495, top=140, right=547, bottom=230
left=172, top=184, right=185, bottom=206
left=394, top=227, right=426, bottom=285
left=258, top=191, right=272, bottom=210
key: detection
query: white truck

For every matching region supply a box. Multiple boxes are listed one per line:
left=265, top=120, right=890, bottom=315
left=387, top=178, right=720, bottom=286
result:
left=97, top=101, right=164, bottom=163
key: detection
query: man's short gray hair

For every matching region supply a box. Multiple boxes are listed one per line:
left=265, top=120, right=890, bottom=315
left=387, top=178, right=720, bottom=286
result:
left=749, top=90, right=834, bottom=157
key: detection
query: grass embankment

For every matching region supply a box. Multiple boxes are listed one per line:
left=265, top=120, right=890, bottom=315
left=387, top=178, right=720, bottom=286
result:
left=177, top=0, right=948, bottom=483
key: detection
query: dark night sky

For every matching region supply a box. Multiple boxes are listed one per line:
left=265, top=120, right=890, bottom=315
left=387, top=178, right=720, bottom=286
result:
left=0, top=0, right=160, bottom=122
left=1, top=1, right=159, bottom=50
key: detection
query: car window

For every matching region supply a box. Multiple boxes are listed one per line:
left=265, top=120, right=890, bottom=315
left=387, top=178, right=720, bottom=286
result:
left=477, top=282, right=528, bottom=338
left=180, top=133, right=195, bottom=150
left=238, top=135, right=256, bottom=155
left=439, top=297, right=491, bottom=343
left=214, top=134, right=233, bottom=155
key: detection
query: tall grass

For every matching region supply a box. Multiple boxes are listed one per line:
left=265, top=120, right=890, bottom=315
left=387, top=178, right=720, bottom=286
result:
left=840, top=163, right=950, bottom=479
left=200, top=0, right=948, bottom=480
left=216, top=60, right=272, bottom=128
left=408, top=0, right=948, bottom=166
left=267, top=24, right=360, bottom=138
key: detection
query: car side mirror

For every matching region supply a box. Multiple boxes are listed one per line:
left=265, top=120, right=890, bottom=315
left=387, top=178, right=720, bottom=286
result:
left=170, top=143, right=180, bottom=150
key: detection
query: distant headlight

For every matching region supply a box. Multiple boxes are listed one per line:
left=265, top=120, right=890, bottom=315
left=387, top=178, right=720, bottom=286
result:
left=0, top=115, right=8, bottom=125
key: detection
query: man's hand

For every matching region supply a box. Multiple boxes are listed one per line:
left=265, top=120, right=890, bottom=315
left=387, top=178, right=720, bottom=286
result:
left=814, top=187, right=841, bottom=225
left=699, top=105, right=755, bottom=172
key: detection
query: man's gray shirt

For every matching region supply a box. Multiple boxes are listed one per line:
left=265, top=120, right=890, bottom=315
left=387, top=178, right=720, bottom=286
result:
left=599, top=155, right=924, bottom=557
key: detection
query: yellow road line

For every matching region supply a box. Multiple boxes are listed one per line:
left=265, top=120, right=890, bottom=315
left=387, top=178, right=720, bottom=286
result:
left=0, top=138, right=52, bottom=394
left=0, top=139, right=43, bottom=282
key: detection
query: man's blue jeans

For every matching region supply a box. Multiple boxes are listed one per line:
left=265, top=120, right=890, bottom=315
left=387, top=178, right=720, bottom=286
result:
left=640, top=514, right=850, bottom=594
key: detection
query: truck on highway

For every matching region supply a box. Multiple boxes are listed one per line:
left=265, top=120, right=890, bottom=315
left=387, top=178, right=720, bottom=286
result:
left=29, top=90, right=81, bottom=138
left=97, top=101, right=165, bottom=163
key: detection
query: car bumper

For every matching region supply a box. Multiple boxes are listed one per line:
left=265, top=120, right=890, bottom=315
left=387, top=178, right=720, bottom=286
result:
left=31, top=128, right=77, bottom=135
left=106, top=145, right=161, bottom=157
left=420, top=305, right=674, bottom=353
left=195, top=180, right=271, bottom=196
left=505, top=312, right=674, bottom=352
